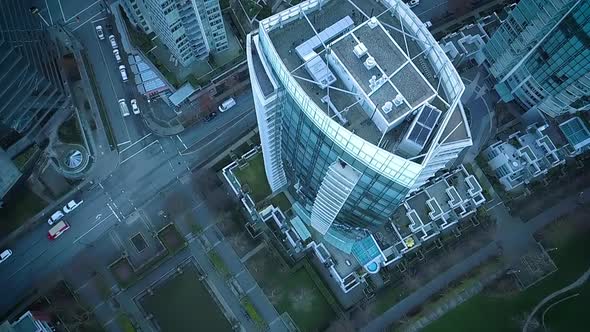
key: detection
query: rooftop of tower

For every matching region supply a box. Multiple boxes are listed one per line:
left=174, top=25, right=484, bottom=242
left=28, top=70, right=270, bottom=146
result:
left=253, top=0, right=469, bottom=163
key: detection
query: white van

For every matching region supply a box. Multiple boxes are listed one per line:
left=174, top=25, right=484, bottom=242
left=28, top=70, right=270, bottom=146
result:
left=119, top=99, right=130, bottom=117
left=218, top=98, right=236, bottom=113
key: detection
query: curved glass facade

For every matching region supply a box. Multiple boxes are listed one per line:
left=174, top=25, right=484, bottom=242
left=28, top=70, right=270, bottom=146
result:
left=249, top=0, right=469, bottom=231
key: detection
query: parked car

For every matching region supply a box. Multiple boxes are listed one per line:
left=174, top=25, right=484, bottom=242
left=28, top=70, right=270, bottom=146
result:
left=108, top=35, right=117, bottom=49
left=204, top=111, right=217, bottom=122
left=119, top=65, right=128, bottom=82
left=130, top=99, right=140, bottom=115
left=113, top=49, right=121, bottom=63
left=63, top=199, right=83, bottom=213
left=119, top=99, right=130, bottom=117
left=0, top=249, right=12, bottom=264
left=409, top=0, right=419, bottom=8
left=47, top=221, right=70, bottom=240
left=218, top=98, right=236, bottom=113
left=95, top=25, right=105, bottom=40
left=47, top=210, right=65, bottom=225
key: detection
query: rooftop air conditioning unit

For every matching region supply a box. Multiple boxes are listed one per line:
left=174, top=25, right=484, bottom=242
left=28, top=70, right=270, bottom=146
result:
left=369, top=75, right=377, bottom=91
left=382, top=101, right=393, bottom=114
left=353, top=43, right=368, bottom=58
left=364, top=56, right=376, bottom=70
left=368, top=17, right=378, bottom=29
left=393, top=94, right=404, bottom=107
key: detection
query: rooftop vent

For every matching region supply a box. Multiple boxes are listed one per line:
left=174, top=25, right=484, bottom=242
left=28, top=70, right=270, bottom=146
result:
left=353, top=43, right=368, bottom=58
left=382, top=101, right=393, bottom=114
left=393, top=94, right=404, bottom=107
left=369, top=75, right=377, bottom=91
left=368, top=17, right=378, bottom=29
left=364, top=56, right=376, bottom=70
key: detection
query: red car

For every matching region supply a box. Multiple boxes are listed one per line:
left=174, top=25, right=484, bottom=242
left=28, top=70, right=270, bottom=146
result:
left=47, top=221, right=70, bottom=240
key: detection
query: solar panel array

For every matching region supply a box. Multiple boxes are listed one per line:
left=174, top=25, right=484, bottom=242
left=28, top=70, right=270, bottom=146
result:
left=407, top=105, right=441, bottom=147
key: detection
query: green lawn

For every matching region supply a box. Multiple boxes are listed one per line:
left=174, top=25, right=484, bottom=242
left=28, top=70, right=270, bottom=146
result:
left=0, top=189, right=47, bottom=235
left=246, top=248, right=336, bottom=331
left=234, top=153, right=271, bottom=203
left=425, top=219, right=590, bottom=332
left=58, top=114, right=83, bottom=144
left=269, top=192, right=291, bottom=212
left=543, top=283, right=590, bottom=331
left=140, top=265, right=231, bottom=332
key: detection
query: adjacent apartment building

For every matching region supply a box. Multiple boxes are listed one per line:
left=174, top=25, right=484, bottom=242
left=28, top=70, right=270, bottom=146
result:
left=122, top=0, right=228, bottom=66
left=247, top=0, right=472, bottom=248
left=481, top=0, right=590, bottom=117
left=0, top=0, right=70, bottom=150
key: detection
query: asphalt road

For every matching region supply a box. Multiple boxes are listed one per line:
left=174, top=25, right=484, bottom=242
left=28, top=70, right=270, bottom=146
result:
left=1, top=0, right=257, bottom=317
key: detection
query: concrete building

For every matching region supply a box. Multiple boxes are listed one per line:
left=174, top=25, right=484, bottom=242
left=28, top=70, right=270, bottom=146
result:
left=125, top=0, right=229, bottom=67
left=483, top=123, right=567, bottom=191
left=0, top=0, right=70, bottom=150
left=558, top=116, right=590, bottom=155
left=440, top=4, right=515, bottom=67
left=481, top=0, right=590, bottom=117
left=0, top=148, right=21, bottom=199
left=247, top=0, right=471, bottom=247
left=0, top=311, right=53, bottom=332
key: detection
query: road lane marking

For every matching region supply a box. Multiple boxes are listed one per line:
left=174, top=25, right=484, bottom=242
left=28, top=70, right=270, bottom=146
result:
left=44, top=0, right=53, bottom=24
left=120, top=140, right=159, bottom=164
left=73, top=213, right=114, bottom=244
left=92, top=16, right=109, bottom=23
left=120, top=133, right=152, bottom=153
left=107, top=203, right=122, bottom=222
left=72, top=12, right=103, bottom=32
left=65, top=0, right=100, bottom=23
left=57, top=0, right=66, bottom=21
left=176, top=135, right=188, bottom=150
left=117, top=141, right=131, bottom=147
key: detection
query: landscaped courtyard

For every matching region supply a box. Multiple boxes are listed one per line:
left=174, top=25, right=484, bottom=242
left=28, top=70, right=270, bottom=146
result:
left=245, top=246, right=336, bottom=331
left=424, top=207, right=590, bottom=332
left=233, top=153, right=271, bottom=203
left=139, top=264, right=231, bottom=332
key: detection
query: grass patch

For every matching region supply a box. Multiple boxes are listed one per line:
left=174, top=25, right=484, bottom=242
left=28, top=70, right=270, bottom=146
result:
left=208, top=251, right=231, bottom=279
left=425, top=211, right=590, bottom=332
left=140, top=264, right=231, bottom=332
left=241, top=296, right=266, bottom=328
left=543, top=282, right=590, bottom=331
left=234, top=153, right=271, bottom=203
left=12, top=144, right=39, bottom=171
left=269, top=192, right=291, bottom=212
left=0, top=189, right=47, bottom=235
left=157, top=223, right=186, bottom=253
left=239, top=0, right=262, bottom=19
left=58, top=114, right=83, bottom=145
left=116, top=314, right=136, bottom=332
left=246, top=247, right=336, bottom=331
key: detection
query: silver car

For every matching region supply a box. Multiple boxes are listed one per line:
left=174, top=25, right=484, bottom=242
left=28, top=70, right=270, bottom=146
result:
left=0, top=249, right=12, bottom=264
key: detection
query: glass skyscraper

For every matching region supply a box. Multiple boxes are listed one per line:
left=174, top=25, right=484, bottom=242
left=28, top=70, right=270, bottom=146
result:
left=483, top=0, right=590, bottom=117
left=0, top=0, right=70, bottom=149
left=247, top=0, right=471, bottom=239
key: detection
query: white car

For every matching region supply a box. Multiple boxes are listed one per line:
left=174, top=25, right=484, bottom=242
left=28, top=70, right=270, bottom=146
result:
left=130, top=99, right=140, bottom=115
left=113, top=49, right=121, bottom=63
left=63, top=199, right=84, bottom=213
left=119, top=65, right=128, bottom=82
left=96, top=25, right=105, bottom=40
left=47, top=210, right=65, bottom=225
left=0, top=249, right=12, bottom=264
left=109, top=35, right=118, bottom=49
left=119, top=99, right=130, bottom=117
left=409, top=0, right=419, bottom=8
left=218, top=98, right=236, bottom=113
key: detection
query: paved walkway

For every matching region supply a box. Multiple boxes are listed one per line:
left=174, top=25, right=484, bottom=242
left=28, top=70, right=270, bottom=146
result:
left=523, top=266, right=590, bottom=331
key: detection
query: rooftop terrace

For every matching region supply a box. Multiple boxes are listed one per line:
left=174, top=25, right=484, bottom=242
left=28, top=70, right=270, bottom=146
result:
left=263, top=0, right=465, bottom=161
